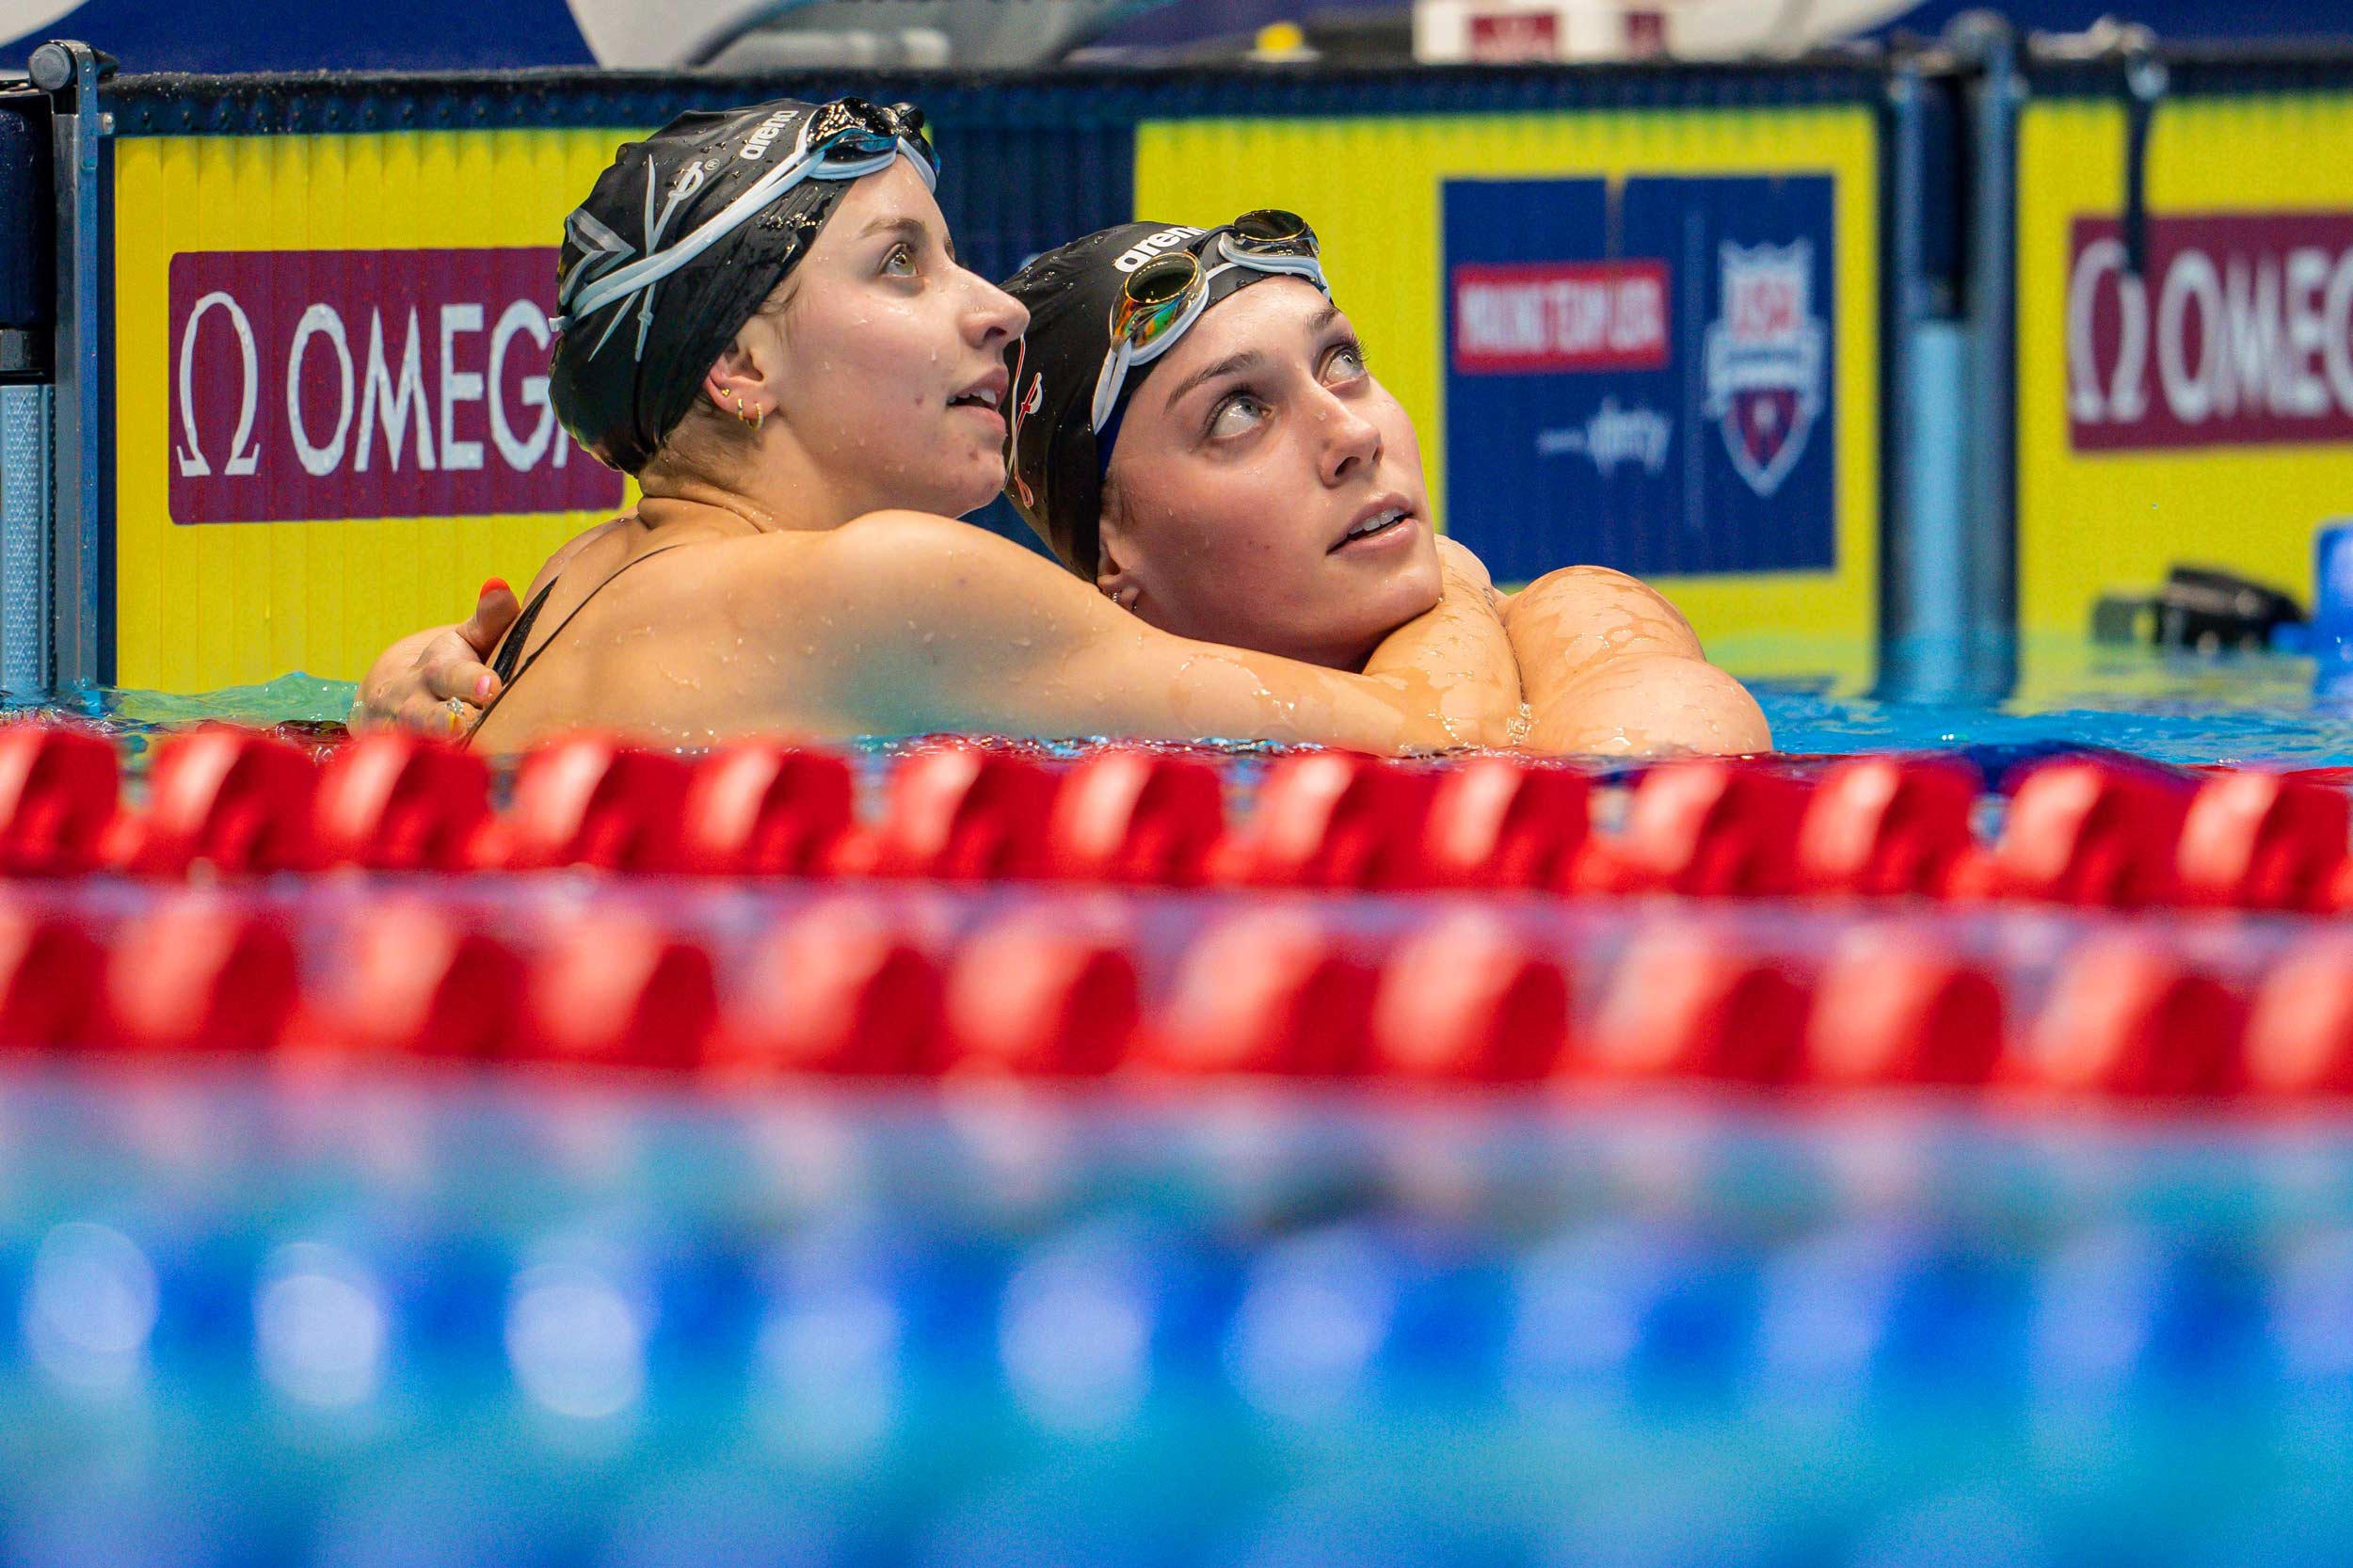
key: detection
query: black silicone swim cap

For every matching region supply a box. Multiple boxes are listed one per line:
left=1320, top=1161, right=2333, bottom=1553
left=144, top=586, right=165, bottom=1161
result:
left=1001, top=219, right=1320, bottom=578
left=549, top=97, right=936, bottom=474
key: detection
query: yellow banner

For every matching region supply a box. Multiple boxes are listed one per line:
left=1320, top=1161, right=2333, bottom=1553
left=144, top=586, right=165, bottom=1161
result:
left=2017, top=93, right=2353, bottom=640
left=1136, top=107, right=1881, bottom=679
left=113, top=128, right=641, bottom=692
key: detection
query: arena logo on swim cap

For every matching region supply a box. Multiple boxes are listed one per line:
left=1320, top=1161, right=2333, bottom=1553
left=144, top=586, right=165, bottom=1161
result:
left=1112, top=227, right=1205, bottom=274
left=739, top=109, right=800, bottom=163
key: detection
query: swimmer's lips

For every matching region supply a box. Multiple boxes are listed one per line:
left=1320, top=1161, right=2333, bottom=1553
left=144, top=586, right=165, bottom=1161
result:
left=949, top=368, right=1010, bottom=438
left=1329, top=498, right=1415, bottom=554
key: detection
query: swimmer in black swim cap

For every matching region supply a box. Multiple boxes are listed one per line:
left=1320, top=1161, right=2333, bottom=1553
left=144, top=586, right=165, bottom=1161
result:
left=1002, top=213, right=1328, bottom=580
left=550, top=95, right=939, bottom=473
left=993, top=213, right=1772, bottom=749
left=1001, top=212, right=1455, bottom=672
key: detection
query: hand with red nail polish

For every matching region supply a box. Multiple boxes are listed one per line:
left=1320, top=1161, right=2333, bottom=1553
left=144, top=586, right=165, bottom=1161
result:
left=349, top=578, right=520, bottom=737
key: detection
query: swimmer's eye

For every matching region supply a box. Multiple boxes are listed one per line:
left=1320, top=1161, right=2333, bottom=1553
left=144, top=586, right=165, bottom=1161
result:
left=1206, top=392, right=1271, bottom=441
left=1322, top=339, right=1369, bottom=381
left=881, top=242, right=919, bottom=279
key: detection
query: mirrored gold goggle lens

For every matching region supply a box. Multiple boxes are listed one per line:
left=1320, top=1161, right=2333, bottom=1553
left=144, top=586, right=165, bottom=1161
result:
left=1232, top=208, right=1310, bottom=246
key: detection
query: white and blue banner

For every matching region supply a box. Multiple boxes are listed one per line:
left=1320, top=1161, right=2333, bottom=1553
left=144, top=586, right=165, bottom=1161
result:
left=1441, top=173, right=1838, bottom=584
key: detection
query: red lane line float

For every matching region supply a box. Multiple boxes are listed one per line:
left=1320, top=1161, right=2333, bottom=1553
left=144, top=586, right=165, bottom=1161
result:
left=1420, top=759, right=1589, bottom=890
left=1804, top=930, right=2005, bottom=1087
left=0, top=904, right=104, bottom=1047
left=2174, top=771, right=2348, bottom=912
left=1584, top=760, right=1811, bottom=897
left=497, top=737, right=692, bottom=872
left=312, top=733, right=493, bottom=872
left=1584, top=926, right=1812, bottom=1083
left=1369, top=913, right=1570, bottom=1083
left=1144, top=912, right=1375, bottom=1077
left=2016, top=935, right=2245, bottom=1098
left=2244, top=936, right=2353, bottom=1096
left=520, top=913, right=716, bottom=1070
left=118, top=726, right=319, bottom=876
left=1795, top=758, right=1977, bottom=898
left=711, top=901, right=944, bottom=1077
left=1044, top=749, right=1225, bottom=887
left=1983, top=759, right=2188, bottom=906
left=945, top=917, right=1139, bottom=1077
left=849, top=744, right=1055, bottom=882
left=103, top=896, right=300, bottom=1051
left=304, top=904, right=525, bottom=1060
left=677, top=743, right=856, bottom=877
left=1217, top=752, right=1438, bottom=889
left=0, top=724, right=119, bottom=876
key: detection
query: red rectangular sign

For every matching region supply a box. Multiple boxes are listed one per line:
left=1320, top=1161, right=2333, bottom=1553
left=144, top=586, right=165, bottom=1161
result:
left=2067, top=212, right=2353, bottom=452
left=167, top=248, right=625, bottom=524
left=1450, top=260, right=1671, bottom=375
left=1467, top=10, right=1561, bottom=62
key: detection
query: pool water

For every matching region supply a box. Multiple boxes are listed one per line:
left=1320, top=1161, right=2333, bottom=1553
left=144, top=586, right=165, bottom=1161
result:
left=41, top=636, right=2353, bottom=768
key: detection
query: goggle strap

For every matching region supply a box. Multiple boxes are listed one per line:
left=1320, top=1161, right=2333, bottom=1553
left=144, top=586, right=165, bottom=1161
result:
left=1210, top=247, right=1330, bottom=290
left=560, top=136, right=931, bottom=327
left=1091, top=339, right=1139, bottom=434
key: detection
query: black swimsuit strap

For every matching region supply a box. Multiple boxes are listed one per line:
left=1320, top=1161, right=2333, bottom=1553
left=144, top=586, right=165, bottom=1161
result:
left=489, top=577, right=560, bottom=687
left=467, top=543, right=696, bottom=744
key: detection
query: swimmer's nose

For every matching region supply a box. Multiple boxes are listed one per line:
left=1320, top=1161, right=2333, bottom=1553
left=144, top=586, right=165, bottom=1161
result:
left=963, top=272, right=1029, bottom=350
left=1318, top=388, right=1382, bottom=487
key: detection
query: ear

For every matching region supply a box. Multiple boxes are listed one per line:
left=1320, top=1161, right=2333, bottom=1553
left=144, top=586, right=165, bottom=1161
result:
left=1094, top=530, right=1142, bottom=611
left=701, top=317, right=780, bottom=423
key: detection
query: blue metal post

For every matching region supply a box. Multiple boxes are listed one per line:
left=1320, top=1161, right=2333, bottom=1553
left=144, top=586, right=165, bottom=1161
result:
left=28, top=39, right=110, bottom=697
left=1946, top=14, right=2022, bottom=702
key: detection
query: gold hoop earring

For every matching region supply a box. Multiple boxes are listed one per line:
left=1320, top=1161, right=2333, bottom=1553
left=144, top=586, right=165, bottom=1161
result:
left=730, top=391, right=762, bottom=428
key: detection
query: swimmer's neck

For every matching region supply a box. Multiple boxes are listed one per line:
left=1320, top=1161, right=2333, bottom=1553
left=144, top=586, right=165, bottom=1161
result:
left=634, top=440, right=881, bottom=537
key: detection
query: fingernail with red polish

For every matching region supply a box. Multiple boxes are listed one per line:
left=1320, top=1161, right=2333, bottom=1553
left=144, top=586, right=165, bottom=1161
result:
left=484, top=578, right=510, bottom=596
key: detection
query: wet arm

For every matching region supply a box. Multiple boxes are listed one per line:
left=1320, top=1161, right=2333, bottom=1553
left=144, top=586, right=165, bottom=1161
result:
left=804, top=513, right=1518, bottom=752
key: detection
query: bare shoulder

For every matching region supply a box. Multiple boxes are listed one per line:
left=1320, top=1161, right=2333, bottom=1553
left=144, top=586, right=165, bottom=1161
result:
left=823, top=509, right=1058, bottom=575
left=1505, top=564, right=1701, bottom=653
left=522, top=516, right=634, bottom=598
left=1520, top=564, right=1690, bottom=620
left=813, top=510, right=1094, bottom=626
left=710, top=510, right=1100, bottom=686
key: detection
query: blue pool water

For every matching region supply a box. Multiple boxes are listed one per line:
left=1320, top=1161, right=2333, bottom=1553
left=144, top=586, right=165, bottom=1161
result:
left=1, top=1073, right=2350, bottom=1568
left=46, top=637, right=2353, bottom=767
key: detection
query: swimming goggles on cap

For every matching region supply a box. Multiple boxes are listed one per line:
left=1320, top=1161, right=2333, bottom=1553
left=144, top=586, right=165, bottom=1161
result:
left=1088, top=210, right=1330, bottom=434
left=552, top=98, right=938, bottom=354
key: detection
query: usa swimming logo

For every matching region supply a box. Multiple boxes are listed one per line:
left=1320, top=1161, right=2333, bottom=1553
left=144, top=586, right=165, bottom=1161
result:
left=1703, top=240, right=1825, bottom=498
